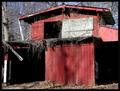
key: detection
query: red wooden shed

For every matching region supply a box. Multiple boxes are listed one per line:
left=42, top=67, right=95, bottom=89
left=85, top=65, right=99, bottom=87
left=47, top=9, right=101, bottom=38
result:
left=45, top=37, right=95, bottom=85
left=16, top=5, right=118, bottom=85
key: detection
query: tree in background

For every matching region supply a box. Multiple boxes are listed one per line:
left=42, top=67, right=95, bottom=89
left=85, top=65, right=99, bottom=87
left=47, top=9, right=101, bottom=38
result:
left=2, top=2, right=48, bottom=41
left=2, top=2, right=9, bottom=41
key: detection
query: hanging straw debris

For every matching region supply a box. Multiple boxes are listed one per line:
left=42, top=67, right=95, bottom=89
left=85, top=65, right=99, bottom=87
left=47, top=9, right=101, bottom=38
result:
left=45, top=37, right=93, bottom=48
left=2, top=36, right=93, bottom=62
left=27, top=36, right=93, bottom=52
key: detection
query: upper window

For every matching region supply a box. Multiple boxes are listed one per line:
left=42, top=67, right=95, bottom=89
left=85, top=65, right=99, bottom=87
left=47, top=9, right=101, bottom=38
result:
left=44, top=21, right=62, bottom=39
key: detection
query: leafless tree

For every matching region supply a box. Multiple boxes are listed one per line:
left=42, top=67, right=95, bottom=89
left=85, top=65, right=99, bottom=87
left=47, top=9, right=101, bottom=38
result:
left=2, top=2, right=9, bottom=41
left=3, top=2, right=49, bottom=41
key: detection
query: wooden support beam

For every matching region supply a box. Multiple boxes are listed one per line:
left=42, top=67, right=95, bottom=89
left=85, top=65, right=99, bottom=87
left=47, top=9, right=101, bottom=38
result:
left=3, top=41, right=23, bottom=61
left=0, top=46, right=2, bottom=88
left=18, top=19, right=24, bottom=41
left=3, top=54, right=8, bottom=83
left=2, top=2, right=8, bottom=86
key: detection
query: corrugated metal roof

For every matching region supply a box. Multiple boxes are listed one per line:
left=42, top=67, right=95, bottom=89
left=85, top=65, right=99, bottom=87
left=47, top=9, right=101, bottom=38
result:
left=19, top=5, right=115, bottom=25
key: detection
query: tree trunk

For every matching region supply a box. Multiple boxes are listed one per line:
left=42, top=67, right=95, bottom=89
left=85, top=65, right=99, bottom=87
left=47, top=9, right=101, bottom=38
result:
left=2, top=2, right=8, bottom=41
left=2, top=2, right=9, bottom=85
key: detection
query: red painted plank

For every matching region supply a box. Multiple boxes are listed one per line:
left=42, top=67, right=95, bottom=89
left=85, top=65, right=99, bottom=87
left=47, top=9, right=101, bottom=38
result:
left=65, top=45, right=75, bottom=85
left=45, top=43, right=95, bottom=85
left=45, top=46, right=66, bottom=85
left=98, top=26, right=118, bottom=41
left=52, top=46, right=66, bottom=84
left=31, top=21, right=44, bottom=40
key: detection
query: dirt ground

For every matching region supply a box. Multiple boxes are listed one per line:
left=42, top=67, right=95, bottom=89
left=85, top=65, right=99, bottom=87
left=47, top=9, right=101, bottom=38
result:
left=2, top=81, right=118, bottom=89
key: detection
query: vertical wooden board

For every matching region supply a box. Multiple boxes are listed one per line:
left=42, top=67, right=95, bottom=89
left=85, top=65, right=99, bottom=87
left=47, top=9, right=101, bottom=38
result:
left=55, top=46, right=66, bottom=84
left=87, top=43, right=95, bottom=85
left=45, top=48, right=53, bottom=81
left=75, top=44, right=79, bottom=84
left=73, top=45, right=78, bottom=84
left=31, top=21, right=44, bottom=40
left=76, top=44, right=83, bottom=85
left=85, top=44, right=93, bottom=85
left=85, top=44, right=90, bottom=85
left=39, top=22, right=44, bottom=39
left=75, top=43, right=95, bottom=85
left=98, top=26, right=118, bottom=41
left=50, top=48, right=56, bottom=82
left=73, top=45, right=79, bottom=84
left=65, top=45, right=75, bottom=84
left=82, top=43, right=95, bottom=85
left=52, top=46, right=65, bottom=84
left=81, top=44, right=88, bottom=85
left=93, top=17, right=99, bottom=37
left=45, top=46, right=66, bottom=85
left=64, top=44, right=78, bottom=84
left=45, top=43, right=95, bottom=85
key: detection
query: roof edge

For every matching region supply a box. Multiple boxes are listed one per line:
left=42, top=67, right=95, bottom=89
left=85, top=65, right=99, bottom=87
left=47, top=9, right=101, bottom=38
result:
left=19, top=5, right=110, bottom=20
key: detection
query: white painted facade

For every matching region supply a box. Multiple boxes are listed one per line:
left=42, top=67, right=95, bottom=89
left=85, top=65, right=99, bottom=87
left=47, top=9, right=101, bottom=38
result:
left=62, top=17, right=93, bottom=38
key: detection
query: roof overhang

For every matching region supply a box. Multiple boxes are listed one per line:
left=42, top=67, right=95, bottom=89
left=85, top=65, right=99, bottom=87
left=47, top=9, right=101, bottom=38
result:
left=19, top=5, right=115, bottom=25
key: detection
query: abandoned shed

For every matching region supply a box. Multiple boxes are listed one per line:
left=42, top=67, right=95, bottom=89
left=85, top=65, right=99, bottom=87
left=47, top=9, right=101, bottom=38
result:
left=2, top=5, right=118, bottom=85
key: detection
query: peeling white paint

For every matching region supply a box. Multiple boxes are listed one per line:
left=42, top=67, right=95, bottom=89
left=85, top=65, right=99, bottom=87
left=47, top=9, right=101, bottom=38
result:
left=62, top=17, right=93, bottom=38
left=62, top=31, right=92, bottom=38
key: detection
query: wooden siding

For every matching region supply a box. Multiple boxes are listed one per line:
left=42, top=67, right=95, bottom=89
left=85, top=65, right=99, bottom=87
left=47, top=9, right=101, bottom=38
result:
left=30, top=13, right=98, bottom=40
left=45, top=43, right=95, bottom=85
left=98, top=26, right=118, bottom=41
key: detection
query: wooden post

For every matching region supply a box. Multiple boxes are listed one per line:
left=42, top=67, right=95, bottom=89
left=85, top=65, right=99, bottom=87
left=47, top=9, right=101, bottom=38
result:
left=3, top=54, right=8, bottom=84
left=2, top=3, right=8, bottom=41
left=18, top=19, right=24, bottom=41
left=3, top=41, right=23, bottom=61
left=8, top=60, right=12, bottom=82
left=0, top=44, right=2, bottom=89
left=2, top=2, right=9, bottom=85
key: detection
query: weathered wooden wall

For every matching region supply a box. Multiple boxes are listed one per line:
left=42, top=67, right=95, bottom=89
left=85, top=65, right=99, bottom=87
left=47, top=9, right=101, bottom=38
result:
left=61, top=17, right=93, bottom=38
left=98, top=26, right=118, bottom=41
left=30, top=13, right=99, bottom=40
left=45, top=43, right=95, bottom=85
